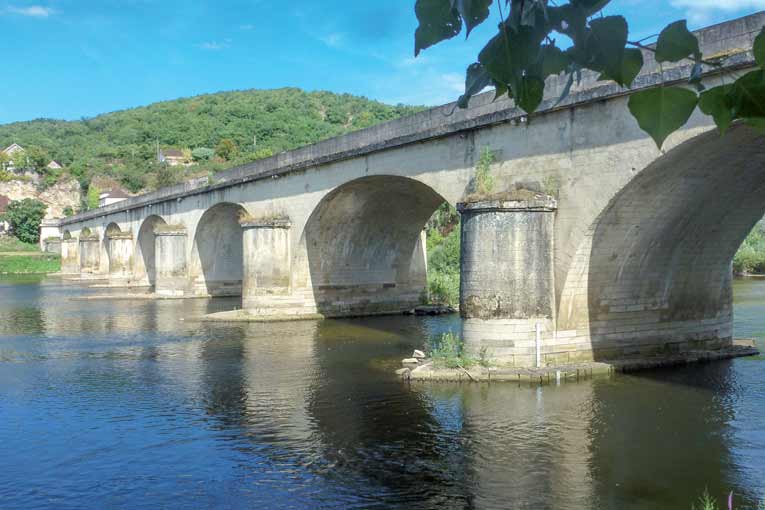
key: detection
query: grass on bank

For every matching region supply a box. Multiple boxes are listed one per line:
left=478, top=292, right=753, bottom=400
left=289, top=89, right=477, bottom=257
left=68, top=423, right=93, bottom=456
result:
left=0, top=236, right=60, bottom=274
left=0, top=236, right=39, bottom=253
left=0, top=253, right=60, bottom=274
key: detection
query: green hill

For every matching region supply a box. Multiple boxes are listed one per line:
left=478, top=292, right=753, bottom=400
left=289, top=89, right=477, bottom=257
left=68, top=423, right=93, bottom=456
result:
left=0, top=88, right=423, bottom=193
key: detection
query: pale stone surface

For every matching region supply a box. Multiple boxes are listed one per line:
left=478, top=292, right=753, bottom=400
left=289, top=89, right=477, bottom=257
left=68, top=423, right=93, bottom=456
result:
left=78, top=237, right=100, bottom=274
left=155, top=228, right=188, bottom=297
left=48, top=13, right=765, bottom=367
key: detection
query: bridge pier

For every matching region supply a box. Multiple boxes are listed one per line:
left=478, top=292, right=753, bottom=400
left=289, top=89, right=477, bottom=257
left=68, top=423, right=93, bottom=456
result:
left=459, top=196, right=557, bottom=367
left=60, top=238, right=79, bottom=274
left=78, top=235, right=101, bottom=276
left=154, top=226, right=188, bottom=297
left=240, top=219, right=311, bottom=316
left=107, top=232, right=134, bottom=285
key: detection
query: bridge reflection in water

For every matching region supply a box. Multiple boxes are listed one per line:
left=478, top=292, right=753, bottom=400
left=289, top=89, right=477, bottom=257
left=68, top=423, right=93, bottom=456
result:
left=0, top=276, right=763, bottom=508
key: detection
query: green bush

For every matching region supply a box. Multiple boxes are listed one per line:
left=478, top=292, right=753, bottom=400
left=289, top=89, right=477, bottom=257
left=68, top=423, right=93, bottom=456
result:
left=734, top=221, right=765, bottom=274
left=426, top=332, right=490, bottom=369
left=2, top=198, right=47, bottom=244
left=426, top=217, right=461, bottom=306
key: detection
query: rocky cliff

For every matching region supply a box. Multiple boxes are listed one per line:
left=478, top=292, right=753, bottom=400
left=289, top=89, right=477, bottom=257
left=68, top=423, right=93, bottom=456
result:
left=0, top=178, right=81, bottom=219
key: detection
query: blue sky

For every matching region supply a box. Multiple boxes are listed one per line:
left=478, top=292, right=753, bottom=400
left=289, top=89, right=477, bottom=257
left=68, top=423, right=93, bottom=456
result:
left=0, top=0, right=763, bottom=124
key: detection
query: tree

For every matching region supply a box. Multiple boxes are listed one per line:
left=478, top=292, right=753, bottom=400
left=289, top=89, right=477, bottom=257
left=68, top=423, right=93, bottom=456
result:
left=192, top=147, right=215, bottom=161
left=215, top=139, right=238, bottom=161
left=25, top=146, right=51, bottom=172
left=86, top=184, right=100, bottom=210
left=2, top=198, right=47, bottom=244
left=156, top=163, right=182, bottom=189
left=414, top=1, right=765, bottom=149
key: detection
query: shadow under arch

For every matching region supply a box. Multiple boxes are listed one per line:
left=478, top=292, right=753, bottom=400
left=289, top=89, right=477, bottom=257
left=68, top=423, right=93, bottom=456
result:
left=189, top=202, right=248, bottom=297
left=62, top=230, right=72, bottom=240
left=135, top=215, right=167, bottom=287
left=298, top=175, right=446, bottom=317
left=579, top=124, right=765, bottom=358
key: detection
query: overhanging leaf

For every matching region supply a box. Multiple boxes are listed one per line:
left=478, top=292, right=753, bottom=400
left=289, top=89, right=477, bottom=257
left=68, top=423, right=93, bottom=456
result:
left=540, top=44, right=570, bottom=78
left=452, top=0, right=492, bottom=38
left=620, top=48, right=644, bottom=87
left=655, top=20, right=700, bottom=63
left=457, top=62, right=492, bottom=108
left=571, top=0, right=611, bottom=16
left=415, top=0, right=462, bottom=56
left=754, top=26, right=765, bottom=69
left=729, top=69, right=765, bottom=118
left=698, top=84, right=734, bottom=134
left=588, top=16, right=633, bottom=86
left=628, top=86, right=699, bottom=148
left=745, top=117, right=765, bottom=134
left=515, top=76, right=545, bottom=113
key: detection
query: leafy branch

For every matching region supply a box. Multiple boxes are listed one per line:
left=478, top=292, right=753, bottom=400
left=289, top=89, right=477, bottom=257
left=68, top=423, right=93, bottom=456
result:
left=414, top=0, right=765, bottom=148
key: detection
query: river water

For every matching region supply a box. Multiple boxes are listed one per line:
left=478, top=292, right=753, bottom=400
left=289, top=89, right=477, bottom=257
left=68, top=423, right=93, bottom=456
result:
left=0, top=276, right=763, bottom=509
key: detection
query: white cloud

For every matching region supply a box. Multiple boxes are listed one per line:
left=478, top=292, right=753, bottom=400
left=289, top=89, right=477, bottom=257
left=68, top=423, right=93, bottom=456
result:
left=6, top=5, right=53, bottom=17
left=669, top=0, right=765, bottom=24
left=442, top=72, right=466, bottom=95
left=320, top=32, right=345, bottom=49
left=198, top=40, right=230, bottom=50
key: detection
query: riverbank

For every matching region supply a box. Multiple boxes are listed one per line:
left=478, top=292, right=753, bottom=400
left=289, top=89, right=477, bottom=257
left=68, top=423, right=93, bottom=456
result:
left=400, top=340, right=760, bottom=384
left=0, top=237, right=60, bottom=274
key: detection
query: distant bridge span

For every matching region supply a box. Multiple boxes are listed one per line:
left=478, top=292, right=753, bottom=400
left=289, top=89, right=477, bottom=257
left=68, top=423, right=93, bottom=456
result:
left=51, top=13, right=765, bottom=366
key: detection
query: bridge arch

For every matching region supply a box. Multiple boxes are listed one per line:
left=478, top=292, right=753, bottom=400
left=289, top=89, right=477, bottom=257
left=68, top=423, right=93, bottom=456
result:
left=189, top=202, right=248, bottom=296
left=297, top=175, right=446, bottom=316
left=62, top=230, right=72, bottom=240
left=80, top=227, right=92, bottom=238
left=135, top=215, right=167, bottom=287
left=558, top=123, right=765, bottom=357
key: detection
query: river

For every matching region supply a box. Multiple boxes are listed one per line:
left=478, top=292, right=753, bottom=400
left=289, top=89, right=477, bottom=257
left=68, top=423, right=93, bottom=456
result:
left=0, top=276, right=763, bottom=509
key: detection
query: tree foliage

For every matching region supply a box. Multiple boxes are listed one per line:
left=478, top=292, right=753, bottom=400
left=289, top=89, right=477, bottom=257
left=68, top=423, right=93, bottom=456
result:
left=2, top=198, right=47, bottom=244
left=86, top=184, right=100, bottom=210
left=0, top=88, right=423, bottom=193
left=414, top=0, right=765, bottom=148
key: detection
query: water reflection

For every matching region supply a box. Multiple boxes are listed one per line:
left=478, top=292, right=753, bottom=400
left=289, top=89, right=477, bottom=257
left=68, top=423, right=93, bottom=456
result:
left=0, top=276, right=763, bottom=509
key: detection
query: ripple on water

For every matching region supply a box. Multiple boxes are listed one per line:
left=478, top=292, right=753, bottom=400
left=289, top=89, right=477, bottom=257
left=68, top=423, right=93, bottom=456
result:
left=0, top=278, right=763, bottom=509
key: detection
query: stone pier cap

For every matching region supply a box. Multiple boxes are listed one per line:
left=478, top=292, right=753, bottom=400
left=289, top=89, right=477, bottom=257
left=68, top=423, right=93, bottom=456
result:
left=240, top=218, right=292, bottom=229
left=106, top=231, right=133, bottom=240
left=457, top=191, right=557, bottom=213
left=153, top=225, right=187, bottom=236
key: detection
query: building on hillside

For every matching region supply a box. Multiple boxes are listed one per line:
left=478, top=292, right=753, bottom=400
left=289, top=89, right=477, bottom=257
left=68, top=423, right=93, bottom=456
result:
left=99, top=189, right=130, bottom=207
left=47, top=160, right=63, bottom=170
left=159, top=149, right=186, bottom=167
left=2, top=143, right=24, bottom=157
left=0, top=195, right=10, bottom=233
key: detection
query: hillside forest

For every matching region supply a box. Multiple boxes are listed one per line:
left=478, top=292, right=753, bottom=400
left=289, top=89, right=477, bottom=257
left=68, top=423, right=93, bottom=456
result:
left=0, top=88, right=423, bottom=200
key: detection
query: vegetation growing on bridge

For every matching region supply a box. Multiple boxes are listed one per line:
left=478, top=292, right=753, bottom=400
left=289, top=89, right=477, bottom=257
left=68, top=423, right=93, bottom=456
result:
left=0, top=88, right=424, bottom=195
left=414, top=0, right=765, bottom=149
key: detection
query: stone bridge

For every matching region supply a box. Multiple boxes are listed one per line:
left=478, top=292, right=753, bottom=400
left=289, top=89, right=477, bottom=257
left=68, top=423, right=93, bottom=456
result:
left=52, top=13, right=765, bottom=367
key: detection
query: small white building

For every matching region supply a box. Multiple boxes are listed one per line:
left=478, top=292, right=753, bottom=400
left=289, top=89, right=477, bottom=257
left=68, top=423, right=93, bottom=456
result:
left=159, top=149, right=187, bottom=167
left=98, top=189, right=130, bottom=207
left=47, top=160, right=63, bottom=170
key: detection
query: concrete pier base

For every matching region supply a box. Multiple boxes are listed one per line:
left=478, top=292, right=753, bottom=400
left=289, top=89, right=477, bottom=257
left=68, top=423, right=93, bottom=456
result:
left=60, top=238, right=79, bottom=274
left=240, top=219, right=311, bottom=316
left=78, top=235, right=101, bottom=275
left=458, top=195, right=557, bottom=367
left=107, top=232, right=134, bottom=285
left=154, top=226, right=188, bottom=297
